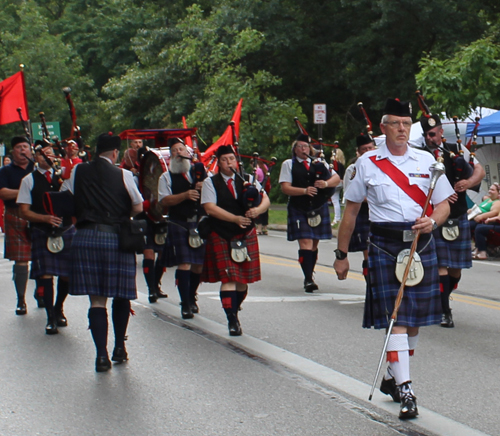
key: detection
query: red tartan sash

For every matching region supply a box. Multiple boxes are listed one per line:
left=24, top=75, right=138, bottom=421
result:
left=369, top=155, right=433, bottom=217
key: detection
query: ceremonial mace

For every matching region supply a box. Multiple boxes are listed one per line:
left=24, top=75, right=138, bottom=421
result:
left=368, top=158, right=446, bottom=401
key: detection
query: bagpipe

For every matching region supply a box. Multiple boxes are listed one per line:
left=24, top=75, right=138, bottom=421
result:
left=415, top=90, right=473, bottom=181
left=228, top=121, right=267, bottom=211
left=62, top=87, right=90, bottom=163
left=357, top=102, right=374, bottom=142
left=16, top=108, right=64, bottom=184
left=293, top=117, right=334, bottom=209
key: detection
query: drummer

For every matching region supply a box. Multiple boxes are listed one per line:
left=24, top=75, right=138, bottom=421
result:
left=158, top=137, right=206, bottom=319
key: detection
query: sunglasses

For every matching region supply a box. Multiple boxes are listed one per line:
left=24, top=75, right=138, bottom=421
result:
left=422, top=131, right=438, bottom=138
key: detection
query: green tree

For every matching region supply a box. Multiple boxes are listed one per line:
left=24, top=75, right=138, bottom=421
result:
left=0, top=0, right=100, bottom=144
left=417, top=34, right=500, bottom=117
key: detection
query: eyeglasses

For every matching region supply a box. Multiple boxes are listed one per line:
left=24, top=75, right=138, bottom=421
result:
left=384, top=121, right=412, bottom=129
left=422, top=131, right=438, bottom=138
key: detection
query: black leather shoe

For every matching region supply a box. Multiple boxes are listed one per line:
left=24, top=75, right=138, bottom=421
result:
left=148, top=292, right=158, bottom=303
left=111, top=347, right=128, bottom=363
left=440, top=312, right=454, bottom=328
left=156, top=288, right=168, bottom=299
left=304, top=279, right=318, bottom=293
left=45, top=319, right=59, bottom=335
left=95, top=356, right=112, bottom=372
left=227, top=313, right=242, bottom=336
left=181, top=303, right=194, bottom=319
left=380, top=377, right=400, bottom=403
left=190, top=301, right=199, bottom=314
left=398, top=382, right=418, bottom=419
left=15, top=301, right=27, bottom=315
left=55, top=310, right=68, bottom=327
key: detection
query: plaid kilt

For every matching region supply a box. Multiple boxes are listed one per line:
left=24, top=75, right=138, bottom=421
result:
left=4, top=208, right=31, bottom=262
left=363, top=222, right=441, bottom=329
left=201, top=228, right=261, bottom=284
left=433, top=213, right=472, bottom=269
left=287, top=203, right=332, bottom=241
left=349, top=203, right=370, bottom=252
left=162, top=219, right=206, bottom=267
left=70, top=228, right=137, bottom=299
left=30, top=226, right=76, bottom=279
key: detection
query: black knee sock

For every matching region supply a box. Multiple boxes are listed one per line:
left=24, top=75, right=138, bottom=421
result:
left=189, top=271, right=201, bottom=304
left=449, top=275, right=460, bottom=294
left=54, top=278, right=69, bottom=312
left=13, top=263, right=28, bottom=301
left=298, top=250, right=314, bottom=281
left=176, top=269, right=191, bottom=304
left=142, top=258, right=156, bottom=293
left=88, top=308, right=108, bottom=358
left=155, top=258, right=165, bottom=289
left=38, top=278, right=54, bottom=311
left=236, top=289, right=248, bottom=310
left=312, top=249, right=318, bottom=273
left=220, top=290, right=238, bottom=318
left=112, top=298, right=131, bottom=349
left=439, top=275, right=451, bottom=314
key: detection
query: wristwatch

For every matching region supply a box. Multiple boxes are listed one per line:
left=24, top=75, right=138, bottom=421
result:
left=335, top=248, right=348, bottom=260
left=430, top=218, right=438, bottom=231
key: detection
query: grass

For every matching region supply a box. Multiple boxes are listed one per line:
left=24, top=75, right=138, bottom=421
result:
left=268, top=203, right=341, bottom=228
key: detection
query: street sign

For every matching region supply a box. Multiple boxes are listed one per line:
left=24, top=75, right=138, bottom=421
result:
left=32, top=122, right=61, bottom=142
left=313, top=104, right=327, bottom=124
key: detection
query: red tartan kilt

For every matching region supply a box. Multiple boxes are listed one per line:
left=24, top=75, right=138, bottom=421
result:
left=201, top=228, right=261, bottom=284
left=4, top=208, right=31, bottom=262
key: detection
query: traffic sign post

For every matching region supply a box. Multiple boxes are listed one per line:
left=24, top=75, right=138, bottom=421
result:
left=314, top=104, right=326, bottom=140
left=32, top=122, right=61, bottom=142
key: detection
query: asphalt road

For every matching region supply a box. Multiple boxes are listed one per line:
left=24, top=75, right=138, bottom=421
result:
left=0, top=231, right=497, bottom=436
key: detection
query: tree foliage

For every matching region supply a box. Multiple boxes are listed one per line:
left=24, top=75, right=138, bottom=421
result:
left=0, top=0, right=497, bottom=179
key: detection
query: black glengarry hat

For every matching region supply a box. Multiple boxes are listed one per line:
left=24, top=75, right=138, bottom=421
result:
left=383, top=98, right=412, bottom=117
left=356, top=133, right=373, bottom=147
left=167, top=137, right=185, bottom=148
left=420, top=114, right=442, bottom=133
left=216, top=145, right=235, bottom=159
left=296, top=133, right=311, bottom=143
left=96, top=132, right=121, bottom=154
left=11, top=136, right=29, bottom=147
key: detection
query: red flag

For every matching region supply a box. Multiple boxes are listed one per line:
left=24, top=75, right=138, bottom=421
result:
left=182, top=116, right=193, bottom=148
left=200, top=98, right=243, bottom=165
left=0, top=71, right=29, bottom=125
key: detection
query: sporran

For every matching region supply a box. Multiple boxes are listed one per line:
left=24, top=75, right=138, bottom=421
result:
left=307, top=209, right=322, bottom=227
left=230, top=239, right=250, bottom=263
left=47, top=235, right=64, bottom=253
left=188, top=228, right=203, bottom=248
left=395, top=249, right=424, bottom=287
left=442, top=218, right=459, bottom=241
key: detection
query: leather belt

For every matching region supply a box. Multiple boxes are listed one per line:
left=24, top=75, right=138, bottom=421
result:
left=370, top=223, right=421, bottom=243
left=77, top=223, right=120, bottom=234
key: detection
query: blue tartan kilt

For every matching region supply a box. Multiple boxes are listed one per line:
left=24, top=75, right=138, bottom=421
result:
left=349, top=203, right=370, bottom=252
left=70, top=228, right=137, bottom=299
left=30, top=226, right=75, bottom=279
left=286, top=203, right=332, bottom=241
left=433, top=213, right=472, bottom=269
left=162, top=220, right=206, bottom=267
left=363, top=222, right=441, bottom=329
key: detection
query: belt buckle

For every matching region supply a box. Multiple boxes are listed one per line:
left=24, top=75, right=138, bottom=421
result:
left=402, top=230, right=415, bottom=242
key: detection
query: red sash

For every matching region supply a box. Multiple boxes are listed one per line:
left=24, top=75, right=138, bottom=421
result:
left=369, top=155, right=433, bottom=217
